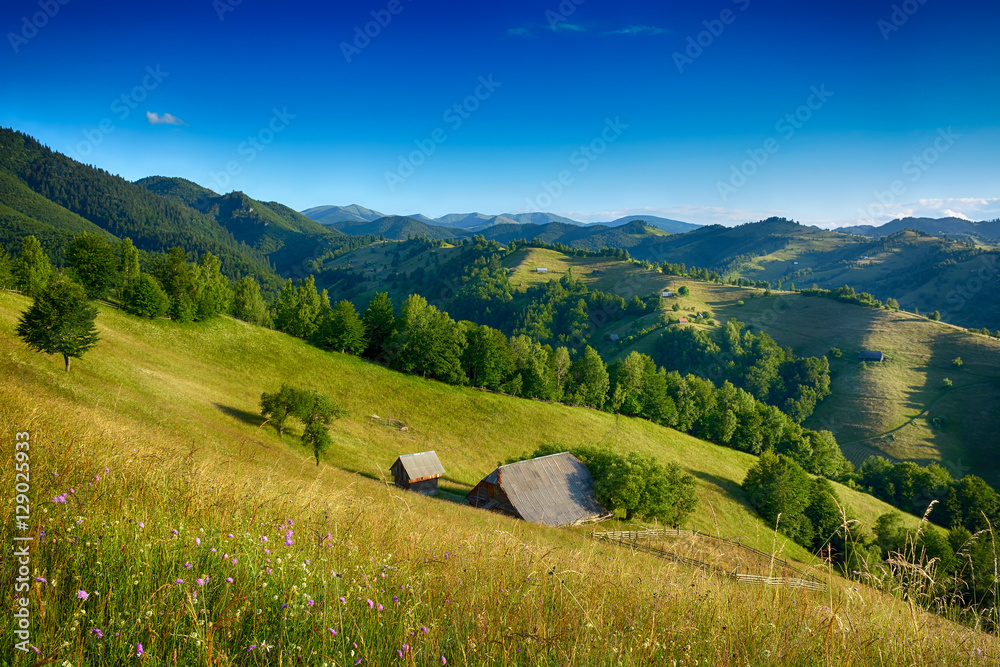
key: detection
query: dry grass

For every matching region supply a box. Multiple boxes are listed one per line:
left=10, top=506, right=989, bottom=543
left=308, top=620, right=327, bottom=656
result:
left=2, top=290, right=998, bottom=665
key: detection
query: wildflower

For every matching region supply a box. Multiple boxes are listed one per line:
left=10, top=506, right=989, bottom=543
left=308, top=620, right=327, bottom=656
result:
left=442, top=657, right=447, bottom=665
left=90, top=629, right=103, bottom=638
left=139, top=522, right=144, bottom=529
left=392, top=596, right=399, bottom=603
left=77, top=590, right=89, bottom=600
left=136, top=643, right=144, bottom=657
left=175, top=579, right=184, bottom=585
left=195, top=538, right=201, bottom=546
left=227, top=534, right=234, bottom=538
left=226, top=578, right=234, bottom=584
left=183, top=563, right=192, bottom=569
left=196, top=578, right=207, bottom=587
left=170, top=529, right=178, bottom=536
left=328, top=628, right=337, bottom=636
left=367, top=599, right=374, bottom=610
left=377, top=603, right=383, bottom=612
left=355, top=659, right=362, bottom=666
left=210, top=548, right=217, bottom=553
left=34, top=577, right=47, bottom=583
left=421, top=626, right=428, bottom=634
left=260, top=536, right=268, bottom=543
left=401, top=644, right=410, bottom=654
left=339, top=597, right=346, bottom=604
left=307, top=599, right=315, bottom=606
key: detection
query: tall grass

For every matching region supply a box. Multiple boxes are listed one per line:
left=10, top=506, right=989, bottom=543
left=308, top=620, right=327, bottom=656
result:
left=2, top=291, right=999, bottom=665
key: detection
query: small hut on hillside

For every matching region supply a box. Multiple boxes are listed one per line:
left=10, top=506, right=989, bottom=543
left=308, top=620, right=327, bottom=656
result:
left=390, top=451, right=445, bottom=496
left=466, top=452, right=610, bottom=527
left=858, top=350, right=886, bottom=362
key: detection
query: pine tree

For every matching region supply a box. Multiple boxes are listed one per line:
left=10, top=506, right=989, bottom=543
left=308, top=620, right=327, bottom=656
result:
left=12, top=235, right=52, bottom=296
left=16, top=276, right=100, bottom=371
left=233, top=276, right=270, bottom=326
left=117, top=238, right=141, bottom=295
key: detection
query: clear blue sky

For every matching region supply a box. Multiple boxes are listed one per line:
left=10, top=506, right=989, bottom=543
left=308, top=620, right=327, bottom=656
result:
left=2, top=0, right=998, bottom=226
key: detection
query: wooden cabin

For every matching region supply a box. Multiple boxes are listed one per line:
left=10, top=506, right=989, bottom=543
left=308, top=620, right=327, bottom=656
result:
left=390, top=451, right=445, bottom=496
left=466, top=452, right=610, bottom=527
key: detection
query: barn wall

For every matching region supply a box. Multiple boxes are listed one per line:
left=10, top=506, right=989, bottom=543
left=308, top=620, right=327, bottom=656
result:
left=409, top=478, right=439, bottom=496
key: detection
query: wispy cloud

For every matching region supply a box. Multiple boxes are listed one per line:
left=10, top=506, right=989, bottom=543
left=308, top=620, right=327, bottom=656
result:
left=507, top=26, right=532, bottom=37
left=605, top=25, right=668, bottom=36
left=551, top=23, right=587, bottom=33
left=146, top=111, right=188, bottom=127
left=840, top=197, right=1000, bottom=227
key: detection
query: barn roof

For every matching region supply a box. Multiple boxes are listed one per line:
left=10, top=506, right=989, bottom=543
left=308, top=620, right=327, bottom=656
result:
left=392, top=451, right=445, bottom=482
left=479, top=452, right=608, bottom=527
left=858, top=350, right=885, bottom=361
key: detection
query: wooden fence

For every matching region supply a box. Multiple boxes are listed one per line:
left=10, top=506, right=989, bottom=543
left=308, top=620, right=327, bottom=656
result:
left=593, top=528, right=828, bottom=592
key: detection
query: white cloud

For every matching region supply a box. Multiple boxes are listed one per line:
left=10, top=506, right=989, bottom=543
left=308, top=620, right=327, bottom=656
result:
left=146, top=111, right=188, bottom=127
left=605, top=25, right=668, bottom=36
left=507, top=26, right=531, bottom=37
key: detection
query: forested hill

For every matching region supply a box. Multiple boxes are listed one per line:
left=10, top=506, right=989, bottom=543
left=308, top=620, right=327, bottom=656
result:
left=0, top=127, right=279, bottom=282
left=135, top=176, right=343, bottom=276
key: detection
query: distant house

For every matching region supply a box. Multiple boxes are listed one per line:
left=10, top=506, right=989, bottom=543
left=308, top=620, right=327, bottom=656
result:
left=536, top=267, right=548, bottom=273
left=390, top=451, right=446, bottom=496
left=661, top=291, right=674, bottom=298
left=466, top=452, right=610, bottom=527
left=591, top=269, right=604, bottom=275
left=609, top=334, right=620, bottom=342
left=858, top=350, right=886, bottom=362
left=677, top=318, right=689, bottom=324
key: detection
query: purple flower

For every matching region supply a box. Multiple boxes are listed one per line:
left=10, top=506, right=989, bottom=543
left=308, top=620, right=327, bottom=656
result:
left=397, top=650, right=403, bottom=659
left=339, top=597, right=346, bottom=604
left=53, top=494, right=67, bottom=504
left=442, top=657, right=447, bottom=665
left=377, top=603, right=383, bottom=612
left=175, top=579, right=184, bottom=585
left=196, top=578, right=207, bottom=587
left=367, top=599, right=374, bottom=609
left=139, top=522, right=144, bottom=529
left=77, top=590, right=89, bottom=600
left=401, top=644, right=410, bottom=653
left=307, top=599, right=315, bottom=606
left=210, top=548, right=217, bottom=553
left=170, top=529, right=178, bottom=536
left=226, top=577, right=233, bottom=584
left=355, top=659, right=362, bottom=666
left=328, top=628, right=337, bottom=636
left=195, top=538, right=201, bottom=546
left=421, top=626, right=428, bottom=634
left=183, top=563, right=192, bottom=569
left=90, top=628, right=104, bottom=638
left=34, top=577, right=47, bottom=583
left=260, top=536, right=268, bottom=543
left=248, top=645, right=256, bottom=651
left=137, top=642, right=144, bottom=657
left=392, top=596, right=399, bottom=603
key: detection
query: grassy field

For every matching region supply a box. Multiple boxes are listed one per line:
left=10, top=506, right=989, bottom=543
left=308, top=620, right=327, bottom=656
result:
left=8, top=291, right=997, bottom=664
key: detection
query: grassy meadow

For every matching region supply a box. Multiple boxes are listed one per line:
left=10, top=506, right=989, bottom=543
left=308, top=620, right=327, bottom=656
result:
left=4, top=290, right=998, bottom=665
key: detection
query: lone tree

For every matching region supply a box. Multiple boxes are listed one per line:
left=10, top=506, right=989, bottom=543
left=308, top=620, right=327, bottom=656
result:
left=260, top=385, right=343, bottom=464
left=17, top=276, right=100, bottom=371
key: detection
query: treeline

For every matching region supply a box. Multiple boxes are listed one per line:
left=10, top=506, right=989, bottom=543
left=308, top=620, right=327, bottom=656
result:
left=744, top=451, right=1000, bottom=612
left=799, top=284, right=884, bottom=309
left=653, top=320, right=832, bottom=423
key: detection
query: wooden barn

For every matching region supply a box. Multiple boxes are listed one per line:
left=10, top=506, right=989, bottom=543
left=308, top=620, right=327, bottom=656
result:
left=466, top=452, right=611, bottom=527
left=390, top=451, right=445, bottom=496
left=858, top=350, right=886, bottom=362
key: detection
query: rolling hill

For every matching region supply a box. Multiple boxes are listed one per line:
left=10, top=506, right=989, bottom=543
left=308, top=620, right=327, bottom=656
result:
left=3, top=288, right=988, bottom=666
left=300, top=203, right=387, bottom=225
left=604, top=214, right=702, bottom=234
left=840, top=216, right=1000, bottom=241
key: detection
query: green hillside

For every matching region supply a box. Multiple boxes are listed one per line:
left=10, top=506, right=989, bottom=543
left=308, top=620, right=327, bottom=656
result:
left=4, top=288, right=997, bottom=665
left=323, top=241, right=1000, bottom=490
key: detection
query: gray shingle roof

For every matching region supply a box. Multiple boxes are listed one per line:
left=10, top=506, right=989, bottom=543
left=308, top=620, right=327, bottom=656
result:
left=394, top=451, right=445, bottom=482
left=858, top=350, right=885, bottom=361
left=484, top=452, right=608, bottom=527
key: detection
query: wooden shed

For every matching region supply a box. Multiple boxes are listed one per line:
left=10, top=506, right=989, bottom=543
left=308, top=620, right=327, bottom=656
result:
left=466, top=452, right=610, bottom=527
left=858, top=350, right=886, bottom=362
left=390, top=451, right=445, bottom=495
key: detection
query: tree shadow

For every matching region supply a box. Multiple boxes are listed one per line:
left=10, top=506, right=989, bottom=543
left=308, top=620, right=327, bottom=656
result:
left=214, top=403, right=266, bottom=428
left=689, top=470, right=752, bottom=509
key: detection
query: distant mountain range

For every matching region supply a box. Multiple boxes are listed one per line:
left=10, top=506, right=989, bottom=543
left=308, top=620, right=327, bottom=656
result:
left=300, top=205, right=701, bottom=234
left=838, top=216, right=1000, bottom=241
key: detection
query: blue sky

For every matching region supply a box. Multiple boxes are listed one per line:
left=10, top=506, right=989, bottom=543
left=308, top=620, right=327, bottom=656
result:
left=2, top=0, right=998, bottom=226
